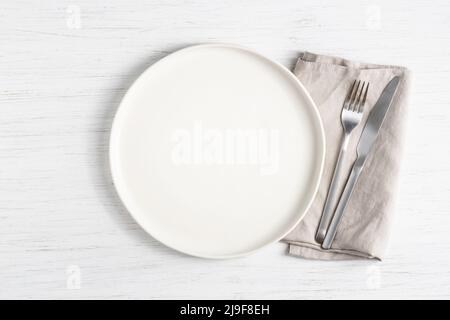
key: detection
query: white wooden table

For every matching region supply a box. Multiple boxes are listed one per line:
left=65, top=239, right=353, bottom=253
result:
left=1, top=0, right=449, bottom=299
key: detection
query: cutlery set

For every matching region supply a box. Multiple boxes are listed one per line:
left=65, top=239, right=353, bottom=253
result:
left=316, top=76, right=401, bottom=249
left=110, top=44, right=404, bottom=258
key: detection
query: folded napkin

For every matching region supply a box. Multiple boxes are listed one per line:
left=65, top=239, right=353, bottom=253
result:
left=283, top=52, right=411, bottom=260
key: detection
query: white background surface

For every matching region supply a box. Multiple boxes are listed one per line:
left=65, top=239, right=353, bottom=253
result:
left=1, top=0, right=449, bottom=299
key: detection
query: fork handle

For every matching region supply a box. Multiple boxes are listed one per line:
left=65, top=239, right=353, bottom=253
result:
left=315, top=134, right=350, bottom=243
left=321, top=158, right=364, bottom=249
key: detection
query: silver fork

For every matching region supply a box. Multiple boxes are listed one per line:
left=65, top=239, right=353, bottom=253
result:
left=315, top=80, right=369, bottom=243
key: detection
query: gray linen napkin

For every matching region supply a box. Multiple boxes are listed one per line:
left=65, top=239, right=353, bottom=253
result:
left=283, top=52, right=411, bottom=260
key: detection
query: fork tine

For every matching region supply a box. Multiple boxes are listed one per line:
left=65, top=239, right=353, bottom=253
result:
left=354, top=81, right=365, bottom=112
left=358, top=82, right=369, bottom=113
left=344, top=80, right=357, bottom=109
left=350, top=80, right=361, bottom=111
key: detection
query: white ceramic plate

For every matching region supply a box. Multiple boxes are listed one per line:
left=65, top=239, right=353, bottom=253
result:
left=110, top=44, right=325, bottom=258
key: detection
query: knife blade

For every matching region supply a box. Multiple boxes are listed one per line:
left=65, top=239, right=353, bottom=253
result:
left=321, top=76, right=401, bottom=249
left=357, top=76, right=401, bottom=159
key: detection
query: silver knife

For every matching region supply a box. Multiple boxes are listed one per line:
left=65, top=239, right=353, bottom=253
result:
left=321, top=76, right=401, bottom=249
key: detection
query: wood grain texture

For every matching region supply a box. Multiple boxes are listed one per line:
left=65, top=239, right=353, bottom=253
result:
left=1, top=0, right=449, bottom=299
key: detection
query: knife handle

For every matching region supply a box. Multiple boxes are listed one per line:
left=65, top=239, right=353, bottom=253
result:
left=321, top=158, right=364, bottom=249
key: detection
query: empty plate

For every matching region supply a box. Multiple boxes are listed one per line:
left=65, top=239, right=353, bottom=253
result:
left=110, top=44, right=325, bottom=258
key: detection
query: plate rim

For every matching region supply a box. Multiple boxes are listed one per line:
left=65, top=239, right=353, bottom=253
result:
left=109, top=43, right=326, bottom=259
